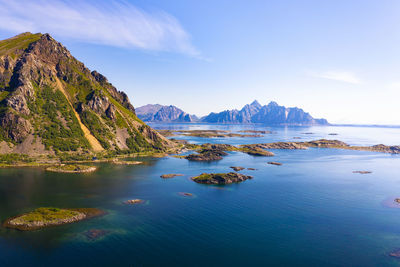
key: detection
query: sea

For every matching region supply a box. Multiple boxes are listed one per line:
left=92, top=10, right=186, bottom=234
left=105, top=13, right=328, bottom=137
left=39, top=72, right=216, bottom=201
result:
left=1, top=123, right=400, bottom=266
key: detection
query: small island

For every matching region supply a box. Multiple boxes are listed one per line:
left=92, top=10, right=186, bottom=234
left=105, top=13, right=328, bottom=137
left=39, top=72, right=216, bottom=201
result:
left=160, top=174, right=184, bottom=179
left=268, top=162, right=282, bottom=166
left=230, top=166, right=245, bottom=171
left=46, top=164, right=97, bottom=173
left=123, top=199, right=145, bottom=205
left=3, top=207, right=105, bottom=231
left=353, top=171, right=372, bottom=174
left=191, top=172, right=253, bottom=185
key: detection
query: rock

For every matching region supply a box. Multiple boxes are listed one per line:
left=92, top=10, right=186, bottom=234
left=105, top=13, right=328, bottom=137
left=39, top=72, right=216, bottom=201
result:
left=389, top=249, right=400, bottom=258
left=160, top=174, right=184, bottom=179
left=46, top=164, right=97, bottom=173
left=261, top=142, right=307, bottom=150
left=328, top=133, right=338, bottom=135
left=123, top=199, right=144, bottom=205
left=395, top=198, right=400, bottom=204
left=238, top=144, right=275, bottom=156
left=192, top=172, right=253, bottom=185
left=230, top=166, right=245, bottom=171
left=238, top=130, right=271, bottom=134
left=305, top=139, right=349, bottom=148
left=178, top=192, right=193, bottom=197
left=268, top=162, right=282, bottom=166
left=352, top=171, right=372, bottom=174
left=185, top=148, right=228, bottom=161
left=83, top=229, right=110, bottom=240
left=247, top=168, right=257, bottom=170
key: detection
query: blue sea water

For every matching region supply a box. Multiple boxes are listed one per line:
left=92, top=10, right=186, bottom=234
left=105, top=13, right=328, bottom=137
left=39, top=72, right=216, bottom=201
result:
left=0, top=124, right=400, bottom=266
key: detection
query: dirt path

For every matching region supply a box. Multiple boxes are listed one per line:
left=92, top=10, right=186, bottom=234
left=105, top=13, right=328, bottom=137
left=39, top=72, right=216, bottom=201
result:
left=54, top=76, right=104, bottom=152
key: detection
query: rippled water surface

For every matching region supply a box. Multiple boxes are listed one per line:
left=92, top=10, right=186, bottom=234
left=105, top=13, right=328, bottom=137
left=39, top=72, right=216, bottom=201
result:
left=1, top=124, right=400, bottom=266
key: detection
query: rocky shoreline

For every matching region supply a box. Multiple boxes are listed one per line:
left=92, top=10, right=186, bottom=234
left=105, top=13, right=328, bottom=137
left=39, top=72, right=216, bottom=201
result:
left=46, top=164, right=97, bottom=173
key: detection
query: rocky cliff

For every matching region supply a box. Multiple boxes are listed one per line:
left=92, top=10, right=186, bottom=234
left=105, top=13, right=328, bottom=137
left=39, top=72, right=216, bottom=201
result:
left=0, top=32, right=173, bottom=156
left=136, top=104, right=198, bottom=122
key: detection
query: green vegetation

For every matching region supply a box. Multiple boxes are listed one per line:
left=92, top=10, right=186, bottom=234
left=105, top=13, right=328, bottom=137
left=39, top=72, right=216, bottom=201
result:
left=3, top=207, right=105, bottom=231
left=29, top=84, right=90, bottom=151
left=0, top=91, right=9, bottom=102
left=0, top=32, right=42, bottom=57
left=115, top=111, right=128, bottom=128
left=0, top=153, right=33, bottom=164
left=10, top=207, right=81, bottom=224
left=191, top=172, right=253, bottom=185
left=80, top=110, right=113, bottom=149
left=46, top=164, right=97, bottom=173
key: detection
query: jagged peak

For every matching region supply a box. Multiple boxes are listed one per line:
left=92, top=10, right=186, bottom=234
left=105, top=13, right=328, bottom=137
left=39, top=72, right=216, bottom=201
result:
left=250, top=100, right=261, bottom=107
left=267, top=101, right=279, bottom=107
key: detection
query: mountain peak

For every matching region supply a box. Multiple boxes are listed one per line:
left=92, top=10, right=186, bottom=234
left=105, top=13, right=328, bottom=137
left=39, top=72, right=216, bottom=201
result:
left=250, top=100, right=261, bottom=107
left=0, top=32, right=173, bottom=156
left=267, top=101, right=279, bottom=107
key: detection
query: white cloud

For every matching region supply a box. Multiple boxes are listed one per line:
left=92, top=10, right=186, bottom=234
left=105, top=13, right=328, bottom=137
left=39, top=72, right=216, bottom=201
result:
left=0, top=0, right=200, bottom=57
left=307, top=70, right=361, bottom=84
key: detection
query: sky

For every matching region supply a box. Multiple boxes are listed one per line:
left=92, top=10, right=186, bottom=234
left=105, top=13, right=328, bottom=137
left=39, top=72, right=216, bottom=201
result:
left=0, top=0, right=400, bottom=125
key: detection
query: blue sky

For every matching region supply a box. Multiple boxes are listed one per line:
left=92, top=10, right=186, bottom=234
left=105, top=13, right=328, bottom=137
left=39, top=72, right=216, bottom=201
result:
left=0, top=0, right=400, bottom=124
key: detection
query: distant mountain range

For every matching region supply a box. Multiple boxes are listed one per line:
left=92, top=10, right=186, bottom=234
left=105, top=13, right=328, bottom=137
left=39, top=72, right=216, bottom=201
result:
left=136, top=104, right=198, bottom=122
left=136, top=101, right=328, bottom=125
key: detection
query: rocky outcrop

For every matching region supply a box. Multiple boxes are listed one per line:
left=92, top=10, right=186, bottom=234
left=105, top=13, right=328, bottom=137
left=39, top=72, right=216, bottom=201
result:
left=191, top=172, right=253, bottom=185
left=185, top=148, right=228, bottom=161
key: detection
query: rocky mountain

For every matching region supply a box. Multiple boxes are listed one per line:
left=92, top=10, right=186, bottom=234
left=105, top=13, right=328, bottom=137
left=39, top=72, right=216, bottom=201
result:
left=136, top=104, right=198, bottom=122
left=0, top=32, right=173, bottom=157
left=201, top=100, right=328, bottom=125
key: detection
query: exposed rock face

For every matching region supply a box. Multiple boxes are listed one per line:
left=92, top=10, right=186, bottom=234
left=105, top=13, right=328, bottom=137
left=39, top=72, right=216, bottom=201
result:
left=0, top=32, right=173, bottom=155
left=201, top=100, right=328, bottom=125
left=136, top=104, right=198, bottom=122
left=191, top=172, right=253, bottom=185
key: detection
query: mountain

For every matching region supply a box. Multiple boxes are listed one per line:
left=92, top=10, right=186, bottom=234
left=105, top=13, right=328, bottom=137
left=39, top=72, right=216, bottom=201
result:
left=0, top=32, right=173, bottom=157
left=201, top=100, right=328, bottom=125
left=136, top=104, right=198, bottom=122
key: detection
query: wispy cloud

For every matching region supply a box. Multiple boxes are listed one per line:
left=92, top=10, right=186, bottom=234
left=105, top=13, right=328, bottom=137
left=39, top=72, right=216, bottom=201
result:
left=307, top=70, right=361, bottom=84
left=0, top=0, right=200, bottom=57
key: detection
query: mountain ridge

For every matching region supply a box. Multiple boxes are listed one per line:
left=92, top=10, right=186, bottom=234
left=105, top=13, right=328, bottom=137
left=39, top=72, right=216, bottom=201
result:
left=0, top=32, right=174, bottom=158
left=137, top=100, right=328, bottom=125
left=136, top=104, right=198, bottom=122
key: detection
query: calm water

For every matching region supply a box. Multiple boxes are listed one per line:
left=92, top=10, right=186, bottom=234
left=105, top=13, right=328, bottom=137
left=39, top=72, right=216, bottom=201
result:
left=1, top=124, right=400, bottom=266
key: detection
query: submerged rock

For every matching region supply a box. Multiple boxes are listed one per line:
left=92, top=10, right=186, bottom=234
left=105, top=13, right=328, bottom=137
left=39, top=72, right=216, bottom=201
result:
left=83, top=229, right=110, bottom=240
left=247, top=168, right=257, bottom=170
left=191, top=172, right=253, bottom=185
left=230, top=166, right=245, bottom=171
